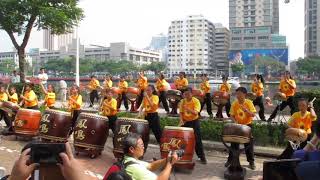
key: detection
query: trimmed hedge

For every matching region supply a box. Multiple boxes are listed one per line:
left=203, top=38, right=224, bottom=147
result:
left=118, top=112, right=287, bottom=147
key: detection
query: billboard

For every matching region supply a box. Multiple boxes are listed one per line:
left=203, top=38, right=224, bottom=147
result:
left=228, top=48, right=288, bottom=65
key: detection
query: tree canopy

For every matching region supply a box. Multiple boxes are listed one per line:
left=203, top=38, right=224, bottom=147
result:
left=296, top=57, right=320, bottom=76
left=0, top=0, right=84, bottom=82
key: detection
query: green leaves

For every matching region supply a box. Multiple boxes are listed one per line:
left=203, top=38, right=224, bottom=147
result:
left=296, top=57, right=320, bottom=76
left=231, top=63, right=245, bottom=73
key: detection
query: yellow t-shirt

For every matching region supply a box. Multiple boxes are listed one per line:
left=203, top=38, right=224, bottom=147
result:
left=101, top=98, right=117, bottom=116
left=288, top=111, right=317, bottom=134
left=200, top=81, right=210, bottom=94
left=179, top=97, right=201, bottom=122
left=24, top=90, right=38, bottom=108
left=88, top=79, right=100, bottom=90
left=230, top=99, right=256, bottom=125
left=142, top=95, right=159, bottom=114
left=45, top=92, right=56, bottom=107
left=175, top=78, right=188, bottom=90
left=68, top=94, right=82, bottom=111
left=279, top=79, right=296, bottom=97
left=156, top=79, right=168, bottom=92
left=220, top=83, right=231, bottom=93
left=137, top=76, right=148, bottom=90
left=0, top=92, right=8, bottom=102
left=118, top=81, right=128, bottom=93
left=103, top=80, right=113, bottom=89
left=9, top=93, right=18, bottom=104
left=251, top=82, right=264, bottom=97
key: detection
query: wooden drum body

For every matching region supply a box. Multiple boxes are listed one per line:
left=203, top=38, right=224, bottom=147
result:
left=113, top=117, right=149, bottom=159
left=166, top=90, right=182, bottom=101
left=222, top=123, right=252, bottom=144
left=111, top=87, right=122, bottom=98
left=212, top=92, right=230, bottom=106
left=192, top=89, right=205, bottom=102
left=1, top=101, right=20, bottom=115
left=14, top=109, right=41, bottom=136
left=160, top=126, right=195, bottom=170
left=39, top=109, right=72, bottom=142
left=285, top=128, right=308, bottom=143
left=274, top=92, right=287, bottom=101
left=73, top=113, right=109, bottom=158
left=246, top=92, right=257, bottom=101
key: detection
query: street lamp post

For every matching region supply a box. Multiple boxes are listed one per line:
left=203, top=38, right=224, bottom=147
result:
left=75, top=26, right=80, bottom=86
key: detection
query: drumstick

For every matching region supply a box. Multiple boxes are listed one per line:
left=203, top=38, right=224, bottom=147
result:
left=21, top=85, right=25, bottom=96
left=310, top=97, right=316, bottom=104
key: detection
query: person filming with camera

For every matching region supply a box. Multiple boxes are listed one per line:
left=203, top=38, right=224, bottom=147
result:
left=121, top=133, right=179, bottom=180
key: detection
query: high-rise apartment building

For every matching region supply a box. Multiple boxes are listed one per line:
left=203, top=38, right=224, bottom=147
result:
left=147, top=33, right=168, bottom=62
left=214, top=24, right=230, bottom=75
left=229, top=0, right=285, bottom=50
left=167, top=15, right=215, bottom=76
left=43, top=29, right=75, bottom=51
left=305, top=0, right=320, bottom=57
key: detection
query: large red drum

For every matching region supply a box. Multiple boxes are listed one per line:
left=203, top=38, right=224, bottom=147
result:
left=160, top=126, right=195, bottom=170
left=111, top=87, right=122, bottom=98
left=126, top=87, right=140, bottom=101
left=73, top=113, right=109, bottom=158
left=192, top=89, right=205, bottom=102
left=212, top=91, right=230, bottom=105
left=113, top=117, right=149, bottom=159
left=14, top=109, right=41, bottom=136
left=39, top=109, right=72, bottom=142
left=1, top=101, right=20, bottom=115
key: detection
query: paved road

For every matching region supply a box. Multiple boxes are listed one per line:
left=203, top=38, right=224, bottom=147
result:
left=0, top=132, right=269, bottom=180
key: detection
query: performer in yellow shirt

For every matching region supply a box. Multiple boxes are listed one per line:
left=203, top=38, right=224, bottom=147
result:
left=40, top=83, right=56, bottom=109
left=87, top=75, right=100, bottom=107
left=117, top=76, right=129, bottom=111
left=226, top=87, right=256, bottom=170
left=68, top=85, right=83, bottom=134
left=20, top=83, right=38, bottom=109
left=101, top=89, right=118, bottom=133
left=7, top=86, right=18, bottom=104
left=139, top=85, right=162, bottom=143
left=251, top=74, right=266, bottom=121
left=103, top=75, right=113, bottom=90
left=216, top=76, right=231, bottom=118
left=268, top=71, right=296, bottom=122
left=155, top=73, right=170, bottom=113
left=0, top=85, right=12, bottom=132
left=175, top=72, right=188, bottom=93
left=199, top=74, right=213, bottom=118
left=136, top=71, right=148, bottom=109
left=278, top=98, right=317, bottom=159
left=179, top=87, right=207, bottom=164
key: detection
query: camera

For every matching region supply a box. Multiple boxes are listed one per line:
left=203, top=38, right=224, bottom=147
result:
left=31, top=143, right=66, bottom=164
left=169, top=149, right=185, bottom=158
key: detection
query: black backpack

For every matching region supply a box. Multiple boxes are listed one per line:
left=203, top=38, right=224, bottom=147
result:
left=103, top=160, right=137, bottom=180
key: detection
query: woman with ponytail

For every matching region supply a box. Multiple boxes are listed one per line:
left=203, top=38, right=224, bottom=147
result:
left=251, top=74, right=266, bottom=121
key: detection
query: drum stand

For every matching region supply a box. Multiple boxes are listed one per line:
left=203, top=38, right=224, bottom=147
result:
left=168, top=99, right=179, bottom=117
left=222, top=140, right=248, bottom=180
left=276, top=100, right=288, bottom=124
left=129, top=99, right=138, bottom=113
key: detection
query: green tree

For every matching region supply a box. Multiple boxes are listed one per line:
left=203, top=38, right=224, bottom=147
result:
left=251, top=56, right=286, bottom=75
left=231, top=63, right=245, bottom=73
left=142, top=61, right=166, bottom=74
left=0, top=0, right=84, bottom=82
left=296, top=57, right=320, bottom=77
left=0, top=59, right=16, bottom=74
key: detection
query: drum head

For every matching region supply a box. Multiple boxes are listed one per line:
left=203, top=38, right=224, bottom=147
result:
left=285, top=128, right=308, bottom=142
left=222, top=123, right=252, bottom=144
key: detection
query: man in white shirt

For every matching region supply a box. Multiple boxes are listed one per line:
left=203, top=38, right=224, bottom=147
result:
left=11, top=70, right=20, bottom=84
left=38, top=68, right=48, bottom=88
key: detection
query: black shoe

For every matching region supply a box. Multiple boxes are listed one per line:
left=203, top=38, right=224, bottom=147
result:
left=261, top=118, right=267, bottom=122
left=249, top=162, right=256, bottom=170
left=266, top=118, right=272, bottom=122
left=89, top=105, right=93, bottom=108
left=199, top=157, right=207, bottom=164
left=225, top=161, right=231, bottom=167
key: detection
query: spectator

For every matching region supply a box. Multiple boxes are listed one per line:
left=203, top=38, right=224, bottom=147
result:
left=38, top=68, right=48, bottom=88
left=11, top=70, right=20, bottom=84
left=59, top=80, right=68, bottom=102
left=122, top=133, right=178, bottom=180
left=3, top=142, right=93, bottom=180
